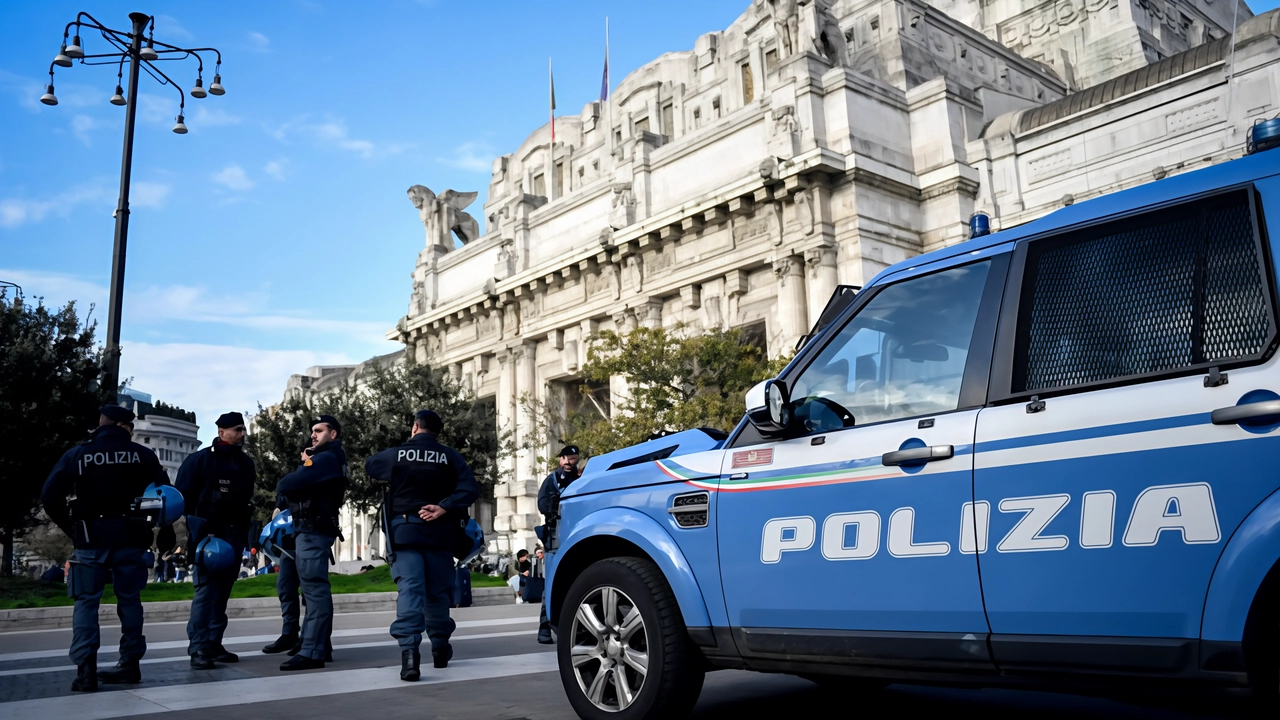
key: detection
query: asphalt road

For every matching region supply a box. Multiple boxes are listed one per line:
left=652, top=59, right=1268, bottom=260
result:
left=0, top=603, right=1260, bottom=719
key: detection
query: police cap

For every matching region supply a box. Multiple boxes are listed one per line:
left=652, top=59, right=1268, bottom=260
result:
left=100, top=405, right=136, bottom=424
left=559, top=445, right=580, bottom=458
left=414, top=409, right=443, bottom=433
left=215, top=411, right=245, bottom=429
left=311, top=414, right=341, bottom=435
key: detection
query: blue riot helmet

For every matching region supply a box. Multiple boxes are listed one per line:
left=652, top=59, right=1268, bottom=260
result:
left=454, top=518, right=485, bottom=565
left=131, top=483, right=184, bottom=527
left=195, top=536, right=237, bottom=572
left=259, top=510, right=294, bottom=563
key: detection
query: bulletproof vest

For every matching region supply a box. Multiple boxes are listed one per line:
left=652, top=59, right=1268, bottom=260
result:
left=287, top=442, right=348, bottom=535
left=388, top=437, right=459, bottom=517
left=191, top=444, right=255, bottom=527
left=70, top=426, right=156, bottom=548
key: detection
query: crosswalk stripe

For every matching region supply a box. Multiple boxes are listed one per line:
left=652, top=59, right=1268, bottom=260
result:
left=0, top=616, right=536, bottom=664
left=0, top=630, right=537, bottom=678
left=0, top=651, right=559, bottom=720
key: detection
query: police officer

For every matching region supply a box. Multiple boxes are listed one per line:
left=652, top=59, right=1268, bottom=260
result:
left=535, top=445, right=582, bottom=644
left=365, top=409, right=479, bottom=681
left=41, top=406, right=169, bottom=692
left=275, top=414, right=347, bottom=671
left=261, top=495, right=301, bottom=655
left=176, top=412, right=256, bottom=669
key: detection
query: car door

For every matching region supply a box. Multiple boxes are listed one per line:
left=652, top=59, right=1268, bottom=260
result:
left=973, top=185, right=1280, bottom=671
left=717, top=255, right=1007, bottom=668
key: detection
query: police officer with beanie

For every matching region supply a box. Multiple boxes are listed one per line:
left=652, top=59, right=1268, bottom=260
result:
left=535, top=445, right=582, bottom=643
left=275, top=414, right=347, bottom=671
left=365, top=409, right=479, bottom=681
left=41, top=406, right=169, bottom=691
left=176, top=411, right=256, bottom=669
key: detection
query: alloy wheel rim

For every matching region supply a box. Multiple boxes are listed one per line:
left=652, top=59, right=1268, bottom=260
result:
left=569, top=585, right=649, bottom=712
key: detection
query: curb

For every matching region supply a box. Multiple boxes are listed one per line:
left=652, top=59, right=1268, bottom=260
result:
left=0, top=586, right=514, bottom=632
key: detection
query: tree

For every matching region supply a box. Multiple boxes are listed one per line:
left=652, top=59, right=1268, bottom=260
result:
left=523, top=325, right=790, bottom=462
left=244, top=360, right=503, bottom=524
left=0, top=291, right=110, bottom=576
left=22, top=516, right=75, bottom=569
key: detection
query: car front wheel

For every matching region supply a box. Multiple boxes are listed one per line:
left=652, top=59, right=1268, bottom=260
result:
left=557, top=556, right=705, bottom=719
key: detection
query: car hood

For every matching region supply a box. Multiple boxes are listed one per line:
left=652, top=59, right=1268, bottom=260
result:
left=561, top=429, right=726, bottom=498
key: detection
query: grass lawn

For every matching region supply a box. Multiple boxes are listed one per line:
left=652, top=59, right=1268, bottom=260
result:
left=0, top=564, right=508, bottom=610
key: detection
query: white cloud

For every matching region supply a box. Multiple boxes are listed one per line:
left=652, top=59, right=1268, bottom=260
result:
left=132, top=181, right=172, bottom=208
left=0, top=183, right=109, bottom=228
left=119, top=342, right=356, bottom=442
left=263, top=159, right=288, bottom=181
left=438, top=142, right=494, bottom=172
left=247, top=31, right=271, bottom=52
left=191, top=106, right=242, bottom=127
left=212, top=164, right=255, bottom=191
left=153, top=15, right=195, bottom=42
left=0, top=268, right=107, bottom=312
left=267, top=114, right=412, bottom=159
left=71, top=114, right=98, bottom=145
left=137, top=93, right=176, bottom=125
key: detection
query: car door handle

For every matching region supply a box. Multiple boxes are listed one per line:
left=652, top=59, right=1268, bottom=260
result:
left=882, top=445, right=954, bottom=466
left=1211, top=399, right=1280, bottom=425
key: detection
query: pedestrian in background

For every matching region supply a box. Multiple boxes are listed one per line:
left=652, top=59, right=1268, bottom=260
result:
left=535, top=446, right=582, bottom=644
left=177, top=412, right=256, bottom=670
left=275, top=415, right=347, bottom=671
left=365, top=409, right=480, bottom=681
left=40, top=405, right=170, bottom=691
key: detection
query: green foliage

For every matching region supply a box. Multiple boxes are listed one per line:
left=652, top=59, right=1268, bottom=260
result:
left=525, top=325, right=790, bottom=461
left=0, top=291, right=110, bottom=574
left=145, top=400, right=196, bottom=424
left=245, top=359, right=503, bottom=522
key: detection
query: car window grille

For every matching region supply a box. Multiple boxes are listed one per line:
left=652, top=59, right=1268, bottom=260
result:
left=1015, top=189, right=1270, bottom=393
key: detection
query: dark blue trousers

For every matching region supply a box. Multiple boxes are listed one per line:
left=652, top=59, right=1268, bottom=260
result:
left=390, top=547, right=456, bottom=653
left=69, top=547, right=148, bottom=666
left=296, top=532, right=335, bottom=660
left=276, top=551, right=300, bottom=637
left=186, top=540, right=245, bottom=656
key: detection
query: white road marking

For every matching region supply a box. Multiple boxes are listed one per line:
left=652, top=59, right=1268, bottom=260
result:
left=0, top=616, right=537, bottom=663
left=0, top=631, right=537, bottom=678
left=0, top=651, right=558, bottom=720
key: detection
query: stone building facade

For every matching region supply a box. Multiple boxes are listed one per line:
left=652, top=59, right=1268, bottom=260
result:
left=390, top=0, right=1275, bottom=553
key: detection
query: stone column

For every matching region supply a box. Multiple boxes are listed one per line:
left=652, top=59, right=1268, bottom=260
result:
left=514, top=339, right=540, bottom=483
left=805, top=247, right=838, bottom=324
left=774, top=255, right=808, bottom=354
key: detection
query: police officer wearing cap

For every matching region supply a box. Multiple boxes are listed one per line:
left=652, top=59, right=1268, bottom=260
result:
left=41, top=405, right=170, bottom=692
left=535, top=445, right=582, bottom=644
left=275, top=414, right=348, bottom=671
left=176, top=412, right=257, bottom=670
left=365, top=409, right=479, bottom=681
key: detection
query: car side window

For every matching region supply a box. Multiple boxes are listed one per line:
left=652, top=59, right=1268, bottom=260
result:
left=788, top=261, right=993, bottom=433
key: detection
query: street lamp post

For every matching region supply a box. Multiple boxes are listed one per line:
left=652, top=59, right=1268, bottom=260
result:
left=44, top=12, right=226, bottom=396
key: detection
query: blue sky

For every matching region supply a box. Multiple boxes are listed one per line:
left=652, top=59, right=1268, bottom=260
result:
left=2, top=0, right=1277, bottom=442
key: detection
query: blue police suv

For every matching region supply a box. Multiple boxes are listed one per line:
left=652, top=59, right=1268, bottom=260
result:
left=545, top=137, right=1280, bottom=719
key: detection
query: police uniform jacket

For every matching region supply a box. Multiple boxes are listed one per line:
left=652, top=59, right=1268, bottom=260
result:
left=276, top=440, right=348, bottom=536
left=537, top=467, right=580, bottom=517
left=41, top=424, right=169, bottom=549
left=364, top=432, right=480, bottom=550
left=175, top=438, right=256, bottom=545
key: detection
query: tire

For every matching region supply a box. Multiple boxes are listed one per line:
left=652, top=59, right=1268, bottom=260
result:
left=557, top=557, right=705, bottom=719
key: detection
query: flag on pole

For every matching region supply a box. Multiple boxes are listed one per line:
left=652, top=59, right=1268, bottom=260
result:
left=600, top=17, right=610, bottom=102
left=549, top=57, right=556, bottom=144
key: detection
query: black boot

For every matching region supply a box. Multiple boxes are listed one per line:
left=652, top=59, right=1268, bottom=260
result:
left=432, top=644, right=452, bottom=669
left=190, top=652, right=216, bottom=670
left=286, top=638, right=303, bottom=656
left=71, top=655, right=97, bottom=692
left=211, top=644, right=239, bottom=663
left=400, top=648, right=420, bottom=682
left=279, top=654, right=325, bottom=671
left=262, top=633, right=298, bottom=654
left=99, top=658, right=141, bottom=684
left=537, top=620, right=555, bottom=644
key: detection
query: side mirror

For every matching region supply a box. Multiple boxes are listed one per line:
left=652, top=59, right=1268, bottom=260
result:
left=746, top=379, right=792, bottom=432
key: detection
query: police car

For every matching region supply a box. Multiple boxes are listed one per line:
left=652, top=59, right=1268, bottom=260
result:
left=545, top=131, right=1280, bottom=719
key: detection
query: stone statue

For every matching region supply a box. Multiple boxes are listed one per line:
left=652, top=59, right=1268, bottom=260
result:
left=624, top=255, right=644, bottom=294
left=794, top=188, right=815, bottom=235
left=811, top=0, right=848, bottom=66
left=767, top=0, right=800, bottom=58
left=773, top=105, right=799, bottom=136
left=610, top=182, right=637, bottom=229
left=407, top=185, right=481, bottom=249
